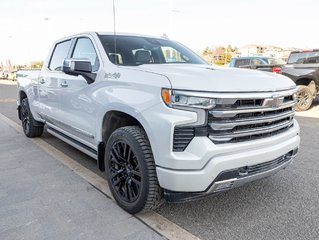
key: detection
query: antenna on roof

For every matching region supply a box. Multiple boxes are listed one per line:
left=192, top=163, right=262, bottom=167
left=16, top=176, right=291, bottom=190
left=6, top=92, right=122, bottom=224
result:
left=112, top=0, right=118, bottom=64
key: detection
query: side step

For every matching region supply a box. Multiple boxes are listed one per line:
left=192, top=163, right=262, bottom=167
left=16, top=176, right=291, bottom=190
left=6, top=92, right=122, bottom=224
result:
left=47, top=127, right=98, bottom=160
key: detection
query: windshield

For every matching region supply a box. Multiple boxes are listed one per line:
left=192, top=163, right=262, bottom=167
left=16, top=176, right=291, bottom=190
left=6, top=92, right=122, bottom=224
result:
left=98, top=35, right=207, bottom=66
left=288, top=51, right=319, bottom=64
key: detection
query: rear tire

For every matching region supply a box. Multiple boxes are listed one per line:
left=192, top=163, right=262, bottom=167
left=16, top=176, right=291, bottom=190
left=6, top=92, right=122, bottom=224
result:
left=295, top=85, right=313, bottom=111
left=105, top=126, right=163, bottom=214
left=21, top=98, right=44, bottom=137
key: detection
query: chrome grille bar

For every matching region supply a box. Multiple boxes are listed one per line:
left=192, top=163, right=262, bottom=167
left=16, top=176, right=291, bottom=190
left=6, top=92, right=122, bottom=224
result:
left=211, top=100, right=296, bottom=118
left=209, top=120, right=293, bottom=142
left=208, top=92, right=296, bottom=144
left=210, top=110, right=294, bottom=131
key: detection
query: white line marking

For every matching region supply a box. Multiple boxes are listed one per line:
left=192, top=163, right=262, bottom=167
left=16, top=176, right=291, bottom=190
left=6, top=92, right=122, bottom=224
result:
left=0, top=113, right=201, bottom=240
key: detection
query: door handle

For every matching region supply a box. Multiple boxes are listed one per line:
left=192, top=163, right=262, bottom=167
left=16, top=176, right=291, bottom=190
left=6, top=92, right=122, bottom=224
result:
left=60, top=81, right=68, bottom=88
left=39, top=79, right=45, bottom=84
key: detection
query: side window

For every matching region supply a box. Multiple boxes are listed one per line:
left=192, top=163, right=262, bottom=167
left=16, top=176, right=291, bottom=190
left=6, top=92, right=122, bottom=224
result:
left=234, top=59, right=250, bottom=67
left=72, top=38, right=100, bottom=72
left=251, top=59, right=262, bottom=65
left=49, top=40, right=72, bottom=71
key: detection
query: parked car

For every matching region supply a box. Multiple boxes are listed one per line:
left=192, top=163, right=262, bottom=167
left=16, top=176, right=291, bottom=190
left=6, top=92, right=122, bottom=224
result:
left=17, top=32, right=300, bottom=213
left=229, top=56, right=286, bottom=73
left=281, top=49, right=319, bottom=111
left=1, top=70, right=9, bottom=79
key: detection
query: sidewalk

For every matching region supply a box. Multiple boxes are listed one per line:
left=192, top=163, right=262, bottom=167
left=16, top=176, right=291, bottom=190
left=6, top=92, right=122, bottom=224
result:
left=0, top=119, right=164, bottom=240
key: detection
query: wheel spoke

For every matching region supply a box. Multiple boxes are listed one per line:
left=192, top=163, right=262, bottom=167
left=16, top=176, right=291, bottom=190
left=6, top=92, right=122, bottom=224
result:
left=110, top=152, right=125, bottom=167
left=112, top=146, right=122, bottom=161
left=123, top=142, right=127, bottom=159
left=112, top=177, right=122, bottom=187
left=110, top=168, right=124, bottom=179
left=127, top=148, right=132, bottom=162
left=122, top=182, right=129, bottom=200
left=131, top=169, right=141, bottom=178
left=131, top=177, right=141, bottom=186
left=127, top=181, right=134, bottom=200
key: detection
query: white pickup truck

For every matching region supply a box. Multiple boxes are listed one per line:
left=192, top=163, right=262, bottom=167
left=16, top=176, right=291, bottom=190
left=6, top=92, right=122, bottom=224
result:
left=17, top=32, right=300, bottom=213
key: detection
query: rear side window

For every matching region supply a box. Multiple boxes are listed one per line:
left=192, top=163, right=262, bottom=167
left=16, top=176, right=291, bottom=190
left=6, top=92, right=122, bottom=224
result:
left=72, top=38, right=100, bottom=72
left=234, top=59, right=250, bottom=67
left=251, top=58, right=263, bottom=65
left=49, top=40, right=72, bottom=71
left=288, top=51, right=319, bottom=64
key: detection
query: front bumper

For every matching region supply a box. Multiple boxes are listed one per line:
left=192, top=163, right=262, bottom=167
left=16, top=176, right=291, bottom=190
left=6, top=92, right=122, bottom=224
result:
left=164, top=148, right=297, bottom=202
left=156, top=121, right=300, bottom=193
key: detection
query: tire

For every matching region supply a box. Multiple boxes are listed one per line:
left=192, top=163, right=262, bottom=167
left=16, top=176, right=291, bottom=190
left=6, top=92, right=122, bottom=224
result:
left=295, top=85, right=313, bottom=111
left=21, top=98, right=44, bottom=137
left=105, top=126, right=163, bottom=214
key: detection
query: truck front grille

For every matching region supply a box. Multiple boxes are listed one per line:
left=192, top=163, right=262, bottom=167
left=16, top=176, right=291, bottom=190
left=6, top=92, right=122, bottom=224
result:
left=208, top=93, right=296, bottom=144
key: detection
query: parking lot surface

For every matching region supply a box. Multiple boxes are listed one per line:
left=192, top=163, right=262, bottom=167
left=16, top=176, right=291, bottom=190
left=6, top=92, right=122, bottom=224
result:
left=0, top=112, right=164, bottom=240
left=1, top=81, right=319, bottom=240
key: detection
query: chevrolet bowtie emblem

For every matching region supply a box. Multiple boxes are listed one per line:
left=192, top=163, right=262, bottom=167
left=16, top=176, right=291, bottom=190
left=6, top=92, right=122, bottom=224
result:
left=262, top=95, right=284, bottom=108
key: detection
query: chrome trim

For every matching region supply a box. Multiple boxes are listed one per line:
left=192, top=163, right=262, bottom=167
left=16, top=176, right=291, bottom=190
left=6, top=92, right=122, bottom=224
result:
left=209, top=120, right=293, bottom=142
left=210, top=111, right=295, bottom=130
left=40, top=113, right=95, bottom=140
left=211, top=100, right=296, bottom=118
left=46, top=122, right=97, bottom=151
left=208, top=154, right=296, bottom=193
left=172, top=88, right=296, bottom=99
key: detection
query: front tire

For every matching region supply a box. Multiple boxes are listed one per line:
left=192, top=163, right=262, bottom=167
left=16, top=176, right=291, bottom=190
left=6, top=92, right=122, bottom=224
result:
left=105, top=126, right=163, bottom=214
left=295, top=85, right=313, bottom=111
left=21, top=98, right=44, bottom=137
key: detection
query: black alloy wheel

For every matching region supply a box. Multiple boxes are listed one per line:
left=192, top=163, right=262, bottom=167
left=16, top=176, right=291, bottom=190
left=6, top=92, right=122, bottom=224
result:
left=105, top=126, right=163, bottom=214
left=20, top=98, right=44, bottom=137
left=109, top=141, right=141, bottom=203
left=21, top=99, right=31, bottom=134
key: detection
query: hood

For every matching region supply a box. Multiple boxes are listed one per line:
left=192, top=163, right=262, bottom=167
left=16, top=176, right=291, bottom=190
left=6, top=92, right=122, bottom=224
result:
left=134, top=64, right=296, bottom=92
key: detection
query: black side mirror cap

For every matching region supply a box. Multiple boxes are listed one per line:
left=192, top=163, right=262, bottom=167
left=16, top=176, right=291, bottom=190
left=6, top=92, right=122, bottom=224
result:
left=62, top=58, right=96, bottom=84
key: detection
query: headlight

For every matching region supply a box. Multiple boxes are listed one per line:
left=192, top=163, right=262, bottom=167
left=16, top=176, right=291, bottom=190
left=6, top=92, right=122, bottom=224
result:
left=161, top=89, right=216, bottom=109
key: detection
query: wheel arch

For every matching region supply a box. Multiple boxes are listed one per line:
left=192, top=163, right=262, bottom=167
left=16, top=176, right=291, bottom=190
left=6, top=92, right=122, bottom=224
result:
left=295, top=78, right=317, bottom=96
left=97, top=110, right=147, bottom=171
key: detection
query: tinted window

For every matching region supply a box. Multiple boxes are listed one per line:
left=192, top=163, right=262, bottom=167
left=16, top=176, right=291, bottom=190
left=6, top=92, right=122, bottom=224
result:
left=288, top=51, right=319, bottom=64
left=72, top=38, right=100, bottom=72
left=49, top=40, right=72, bottom=71
left=98, top=35, right=207, bottom=66
left=251, top=58, right=263, bottom=65
left=234, top=59, right=250, bottom=67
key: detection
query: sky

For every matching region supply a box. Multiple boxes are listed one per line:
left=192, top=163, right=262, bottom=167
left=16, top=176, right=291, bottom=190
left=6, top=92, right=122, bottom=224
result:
left=0, top=0, right=318, bottom=64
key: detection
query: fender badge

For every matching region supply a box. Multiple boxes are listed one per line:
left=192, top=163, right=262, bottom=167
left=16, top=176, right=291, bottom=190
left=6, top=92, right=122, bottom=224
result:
left=105, top=72, right=121, bottom=79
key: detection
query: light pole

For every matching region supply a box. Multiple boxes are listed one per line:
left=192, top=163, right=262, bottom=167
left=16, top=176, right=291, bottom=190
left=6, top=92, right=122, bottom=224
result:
left=168, top=0, right=180, bottom=39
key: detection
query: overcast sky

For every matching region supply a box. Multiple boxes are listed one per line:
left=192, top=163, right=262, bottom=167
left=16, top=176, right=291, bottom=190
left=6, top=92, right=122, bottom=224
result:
left=0, top=0, right=318, bottom=64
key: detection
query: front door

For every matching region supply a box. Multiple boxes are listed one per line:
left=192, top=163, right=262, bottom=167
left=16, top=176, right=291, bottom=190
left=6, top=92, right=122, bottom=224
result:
left=57, top=37, right=101, bottom=147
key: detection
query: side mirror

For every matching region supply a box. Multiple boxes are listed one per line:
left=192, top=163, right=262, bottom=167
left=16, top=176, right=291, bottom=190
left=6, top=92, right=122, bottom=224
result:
left=62, top=58, right=95, bottom=84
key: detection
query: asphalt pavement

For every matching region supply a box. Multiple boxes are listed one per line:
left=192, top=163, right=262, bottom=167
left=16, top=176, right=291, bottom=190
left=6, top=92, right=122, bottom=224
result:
left=1, top=81, right=319, bottom=240
left=0, top=116, right=164, bottom=240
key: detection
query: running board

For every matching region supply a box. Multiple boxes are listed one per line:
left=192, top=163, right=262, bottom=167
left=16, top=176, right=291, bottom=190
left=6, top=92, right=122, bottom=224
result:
left=47, top=127, right=98, bottom=160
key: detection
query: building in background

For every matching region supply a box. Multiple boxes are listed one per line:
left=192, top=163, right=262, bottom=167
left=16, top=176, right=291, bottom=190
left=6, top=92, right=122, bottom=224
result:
left=236, top=45, right=301, bottom=62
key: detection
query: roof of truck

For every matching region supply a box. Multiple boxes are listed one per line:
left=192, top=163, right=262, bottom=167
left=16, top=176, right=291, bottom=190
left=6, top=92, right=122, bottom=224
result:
left=58, top=32, right=168, bottom=42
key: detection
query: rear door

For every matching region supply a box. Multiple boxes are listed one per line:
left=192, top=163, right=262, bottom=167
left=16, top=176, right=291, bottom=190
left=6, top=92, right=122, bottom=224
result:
left=38, top=39, right=73, bottom=122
